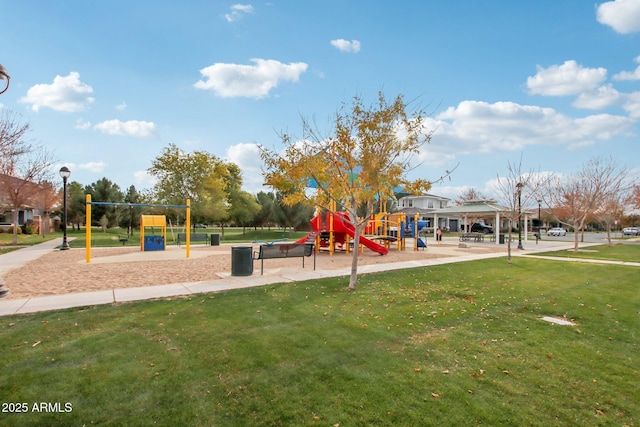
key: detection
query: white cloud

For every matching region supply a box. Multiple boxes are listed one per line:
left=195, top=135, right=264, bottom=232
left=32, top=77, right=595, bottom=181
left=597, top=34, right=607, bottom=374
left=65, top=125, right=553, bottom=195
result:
left=93, top=119, right=157, bottom=138
left=613, top=55, right=640, bottom=81
left=78, top=161, right=107, bottom=172
left=225, top=142, right=264, bottom=193
left=134, top=170, right=156, bottom=188
left=330, top=39, right=361, bottom=53
left=19, top=71, right=94, bottom=112
left=116, top=101, right=127, bottom=111
left=224, top=4, right=254, bottom=22
left=427, top=100, right=635, bottom=155
left=622, top=91, right=640, bottom=118
left=526, top=60, right=607, bottom=96
left=572, top=84, right=622, bottom=109
left=75, top=119, right=91, bottom=130
left=597, top=0, right=640, bottom=34
left=194, top=58, right=308, bottom=99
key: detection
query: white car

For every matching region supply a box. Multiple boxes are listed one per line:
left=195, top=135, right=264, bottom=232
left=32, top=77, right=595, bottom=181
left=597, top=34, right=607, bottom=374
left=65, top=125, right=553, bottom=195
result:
left=547, top=227, right=567, bottom=236
left=622, top=227, right=639, bottom=236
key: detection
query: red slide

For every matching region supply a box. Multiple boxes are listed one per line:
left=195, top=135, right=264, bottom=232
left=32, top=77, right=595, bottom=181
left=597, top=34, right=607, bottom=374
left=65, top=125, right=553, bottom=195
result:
left=348, top=228, right=388, bottom=255
left=298, top=212, right=388, bottom=255
left=337, top=219, right=388, bottom=255
left=295, top=230, right=318, bottom=245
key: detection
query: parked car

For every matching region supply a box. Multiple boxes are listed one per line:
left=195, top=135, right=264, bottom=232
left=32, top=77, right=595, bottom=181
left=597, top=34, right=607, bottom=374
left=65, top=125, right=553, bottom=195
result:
left=547, top=227, right=567, bottom=236
left=470, top=223, right=493, bottom=234
left=622, top=227, right=639, bottom=236
left=194, top=224, right=207, bottom=228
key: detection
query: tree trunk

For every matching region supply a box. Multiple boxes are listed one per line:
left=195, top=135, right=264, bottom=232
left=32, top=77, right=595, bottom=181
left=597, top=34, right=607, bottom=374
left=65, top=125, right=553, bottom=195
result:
left=11, top=209, right=19, bottom=245
left=507, top=221, right=513, bottom=264
left=347, top=204, right=360, bottom=290
left=349, top=223, right=360, bottom=290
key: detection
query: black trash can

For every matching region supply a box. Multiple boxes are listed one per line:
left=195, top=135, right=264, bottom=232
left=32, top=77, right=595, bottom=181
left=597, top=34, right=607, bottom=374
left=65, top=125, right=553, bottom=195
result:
left=499, top=235, right=505, bottom=244
left=211, top=233, right=220, bottom=246
left=231, top=246, right=253, bottom=276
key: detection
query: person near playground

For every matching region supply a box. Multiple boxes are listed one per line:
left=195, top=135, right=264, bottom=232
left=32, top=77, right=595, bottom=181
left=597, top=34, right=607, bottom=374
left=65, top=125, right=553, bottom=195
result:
left=436, top=227, right=442, bottom=243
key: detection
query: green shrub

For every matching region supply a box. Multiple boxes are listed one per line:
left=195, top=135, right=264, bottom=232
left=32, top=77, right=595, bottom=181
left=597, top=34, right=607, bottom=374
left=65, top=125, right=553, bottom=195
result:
left=24, top=223, right=36, bottom=235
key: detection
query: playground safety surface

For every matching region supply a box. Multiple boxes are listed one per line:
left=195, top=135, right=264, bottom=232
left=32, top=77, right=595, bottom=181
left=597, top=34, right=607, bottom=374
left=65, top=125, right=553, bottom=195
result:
left=0, top=237, right=577, bottom=315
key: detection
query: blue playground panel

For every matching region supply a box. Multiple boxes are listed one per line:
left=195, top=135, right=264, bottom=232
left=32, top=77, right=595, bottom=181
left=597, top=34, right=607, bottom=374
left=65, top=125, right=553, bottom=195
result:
left=143, top=235, right=165, bottom=251
left=405, top=220, right=429, bottom=237
left=417, top=237, right=427, bottom=248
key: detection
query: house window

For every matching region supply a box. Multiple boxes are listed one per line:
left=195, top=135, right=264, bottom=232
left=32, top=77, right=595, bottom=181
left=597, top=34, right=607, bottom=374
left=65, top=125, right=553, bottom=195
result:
left=428, top=200, right=433, bottom=209
left=440, top=201, right=446, bottom=208
left=408, top=200, right=413, bottom=208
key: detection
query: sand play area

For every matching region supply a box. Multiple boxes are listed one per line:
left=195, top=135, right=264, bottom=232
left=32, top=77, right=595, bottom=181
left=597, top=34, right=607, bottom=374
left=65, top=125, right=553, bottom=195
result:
left=2, top=242, right=507, bottom=299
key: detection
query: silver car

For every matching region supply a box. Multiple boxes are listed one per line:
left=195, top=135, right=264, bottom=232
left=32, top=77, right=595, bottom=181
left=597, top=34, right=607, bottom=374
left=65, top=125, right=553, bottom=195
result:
left=547, top=227, right=567, bottom=236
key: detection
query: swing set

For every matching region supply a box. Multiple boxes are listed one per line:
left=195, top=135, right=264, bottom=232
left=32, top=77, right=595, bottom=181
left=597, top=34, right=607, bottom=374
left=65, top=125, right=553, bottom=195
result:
left=84, top=194, right=191, bottom=263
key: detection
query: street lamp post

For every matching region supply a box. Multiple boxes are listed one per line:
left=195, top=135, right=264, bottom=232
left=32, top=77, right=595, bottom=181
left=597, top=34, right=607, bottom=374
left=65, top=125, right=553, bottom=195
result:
left=516, top=182, right=524, bottom=250
left=0, top=64, right=10, bottom=95
left=59, top=166, right=71, bottom=250
left=537, top=199, right=542, bottom=226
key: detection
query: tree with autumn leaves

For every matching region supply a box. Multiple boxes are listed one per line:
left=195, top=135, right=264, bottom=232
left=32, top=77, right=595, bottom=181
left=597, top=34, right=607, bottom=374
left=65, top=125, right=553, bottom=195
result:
left=545, top=156, right=631, bottom=250
left=261, top=92, right=452, bottom=290
left=0, top=110, right=56, bottom=244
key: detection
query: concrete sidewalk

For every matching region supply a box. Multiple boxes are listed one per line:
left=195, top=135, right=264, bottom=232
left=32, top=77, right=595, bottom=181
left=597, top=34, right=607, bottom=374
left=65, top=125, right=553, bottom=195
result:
left=0, top=238, right=601, bottom=317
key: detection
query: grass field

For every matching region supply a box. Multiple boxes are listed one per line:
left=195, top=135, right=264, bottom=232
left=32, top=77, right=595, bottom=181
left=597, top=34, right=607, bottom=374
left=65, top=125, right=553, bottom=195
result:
left=0, top=250, right=637, bottom=426
left=531, top=242, right=640, bottom=263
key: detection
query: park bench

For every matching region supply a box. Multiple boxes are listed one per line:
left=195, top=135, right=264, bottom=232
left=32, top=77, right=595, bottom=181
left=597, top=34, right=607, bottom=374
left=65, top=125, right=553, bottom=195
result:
left=176, top=233, right=209, bottom=246
left=459, top=232, right=485, bottom=242
left=489, top=234, right=513, bottom=243
left=118, top=234, right=129, bottom=245
left=253, top=243, right=315, bottom=275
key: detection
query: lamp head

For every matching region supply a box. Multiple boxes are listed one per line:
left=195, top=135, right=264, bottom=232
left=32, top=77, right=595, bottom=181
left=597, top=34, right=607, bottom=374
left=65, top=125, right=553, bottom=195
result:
left=0, top=64, right=9, bottom=80
left=59, top=166, right=71, bottom=179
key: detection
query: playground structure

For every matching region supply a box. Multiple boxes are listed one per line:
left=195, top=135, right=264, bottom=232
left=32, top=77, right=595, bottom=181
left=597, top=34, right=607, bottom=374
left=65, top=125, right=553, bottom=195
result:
left=295, top=201, right=428, bottom=255
left=84, top=195, right=191, bottom=263
left=140, top=215, right=167, bottom=251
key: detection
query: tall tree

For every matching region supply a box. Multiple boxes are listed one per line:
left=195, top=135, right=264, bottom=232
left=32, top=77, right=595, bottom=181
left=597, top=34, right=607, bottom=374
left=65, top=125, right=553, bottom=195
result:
left=253, top=191, right=276, bottom=231
left=261, top=92, right=451, bottom=290
left=148, top=143, right=228, bottom=224
left=272, top=192, right=315, bottom=233
left=0, top=110, right=56, bottom=243
left=494, top=157, right=549, bottom=263
left=455, top=188, right=487, bottom=205
left=119, top=185, right=144, bottom=235
left=85, top=178, right=124, bottom=228
left=67, top=181, right=87, bottom=230
left=0, top=110, right=30, bottom=171
left=546, top=157, right=627, bottom=251
left=224, top=164, right=260, bottom=235
left=34, top=180, right=59, bottom=236
left=590, top=161, right=629, bottom=245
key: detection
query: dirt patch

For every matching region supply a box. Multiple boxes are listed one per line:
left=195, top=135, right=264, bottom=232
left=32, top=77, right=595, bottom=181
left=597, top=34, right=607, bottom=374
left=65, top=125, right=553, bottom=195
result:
left=3, top=243, right=506, bottom=299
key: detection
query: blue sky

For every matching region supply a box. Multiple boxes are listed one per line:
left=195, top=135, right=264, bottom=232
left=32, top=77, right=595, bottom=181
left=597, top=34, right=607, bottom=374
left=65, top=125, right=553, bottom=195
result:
left=1, top=0, right=639, bottom=200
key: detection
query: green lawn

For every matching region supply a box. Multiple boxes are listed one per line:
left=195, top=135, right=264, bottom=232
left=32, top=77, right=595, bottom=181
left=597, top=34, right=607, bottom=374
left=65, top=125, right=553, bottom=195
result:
left=531, top=243, right=640, bottom=263
left=0, top=254, right=637, bottom=426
